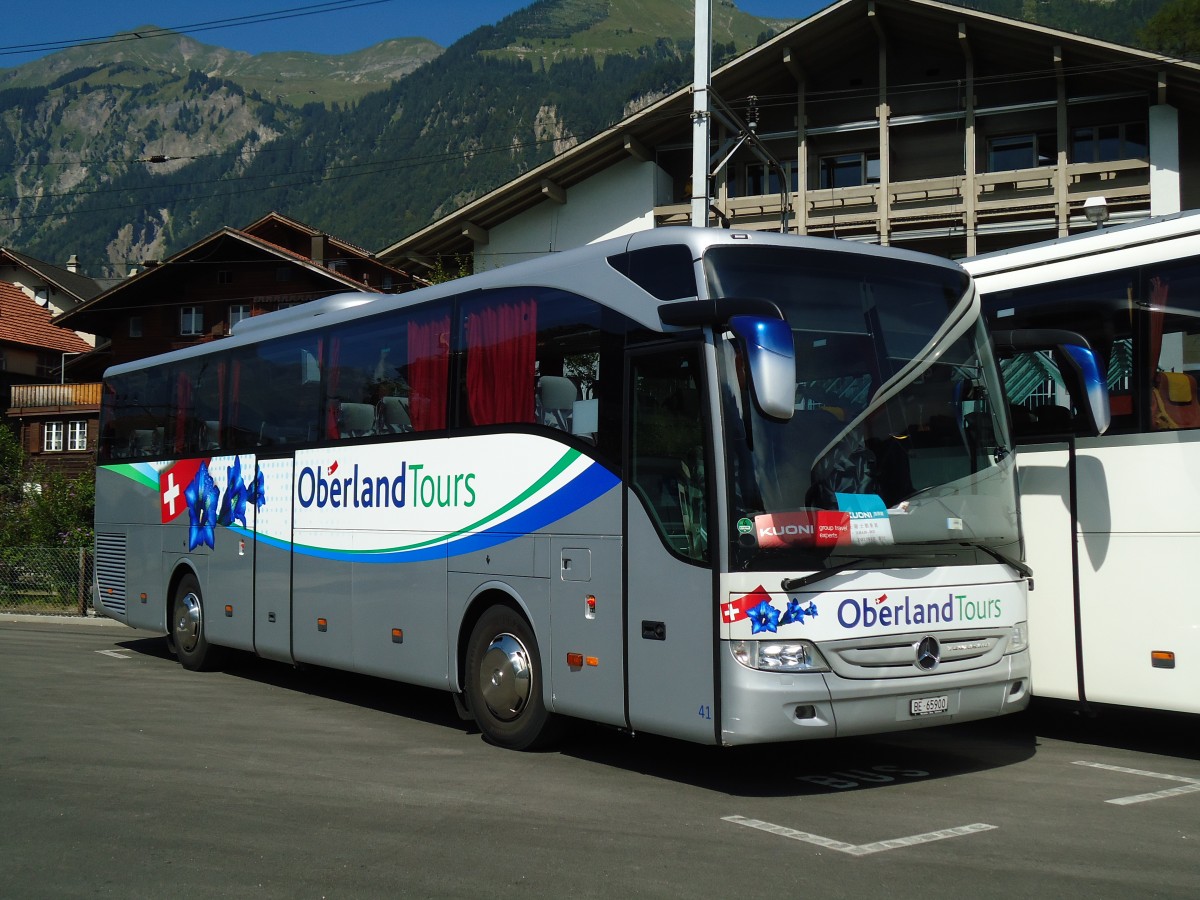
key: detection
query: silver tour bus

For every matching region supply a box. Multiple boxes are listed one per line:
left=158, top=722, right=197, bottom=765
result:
left=93, top=228, right=1100, bottom=749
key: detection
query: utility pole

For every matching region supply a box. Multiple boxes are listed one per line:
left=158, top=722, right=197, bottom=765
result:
left=691, top=0, right=711, bottom=228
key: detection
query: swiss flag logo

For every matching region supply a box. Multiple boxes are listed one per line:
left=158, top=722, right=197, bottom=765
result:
left=722, top=585, right=771, bottom=624
left=160, top=459, right=204, bottom=523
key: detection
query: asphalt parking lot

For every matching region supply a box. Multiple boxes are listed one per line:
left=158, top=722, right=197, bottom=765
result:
left=2, top=615, right=1196, bottom=899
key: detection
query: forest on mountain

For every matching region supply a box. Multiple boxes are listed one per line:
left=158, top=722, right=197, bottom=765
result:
left=0, top=0, right=1190, bottom=277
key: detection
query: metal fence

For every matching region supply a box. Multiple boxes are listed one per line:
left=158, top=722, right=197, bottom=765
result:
left=0, top=548, right=93, bottom=616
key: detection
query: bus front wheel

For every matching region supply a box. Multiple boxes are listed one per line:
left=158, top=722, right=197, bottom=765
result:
left=465, top=606, right=559, bottom=750
left=171, top=574, right=224, bottom=672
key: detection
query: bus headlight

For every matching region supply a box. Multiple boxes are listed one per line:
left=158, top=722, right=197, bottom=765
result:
left=731, top=639, right=830, bottom=672
left=1006, top=621, right=1029, bottom=654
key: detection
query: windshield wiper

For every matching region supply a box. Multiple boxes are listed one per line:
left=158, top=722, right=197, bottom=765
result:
left=961, top=541, right=1032, bottom=579
left=777, top=547, right=1032, bottom=595
left=781, top=558, right=867, bottom=592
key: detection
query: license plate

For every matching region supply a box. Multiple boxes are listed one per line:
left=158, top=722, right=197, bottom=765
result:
left=910, top=695, right=949, bottom=716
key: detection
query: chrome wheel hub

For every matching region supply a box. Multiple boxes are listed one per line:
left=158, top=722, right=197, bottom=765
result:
left=174, top=592, right=202, bottom=655
left=478, top=632, right=532, bottom=721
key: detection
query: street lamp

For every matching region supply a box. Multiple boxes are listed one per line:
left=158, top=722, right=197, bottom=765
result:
left=58, top=351, right=82, bottom=384
left=1083, top=195, right=1110, bottom=227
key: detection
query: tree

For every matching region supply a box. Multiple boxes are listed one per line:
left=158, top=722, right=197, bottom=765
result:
left=0, top=423, right=28, bottom=547
left=1139, top=0, right=1200, bottom=57
left=0, top=423, right=95, bottom=549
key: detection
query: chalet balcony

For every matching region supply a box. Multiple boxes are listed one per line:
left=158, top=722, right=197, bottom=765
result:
left=7, top=382, right=102, bottom=414
left=653, top=158, right=1151, bottom=241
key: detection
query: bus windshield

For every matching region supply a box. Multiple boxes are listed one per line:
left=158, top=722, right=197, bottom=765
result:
left=704, top=246, right=1017, bottom=572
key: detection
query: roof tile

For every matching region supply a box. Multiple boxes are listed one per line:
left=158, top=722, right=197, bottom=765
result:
left=0, top=281, right=93, bottom=354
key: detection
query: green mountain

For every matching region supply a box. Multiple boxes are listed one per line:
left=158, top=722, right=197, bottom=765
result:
left=0, top=0, right=1172, bottom=283
left=0, top=0, right=794, bottom=277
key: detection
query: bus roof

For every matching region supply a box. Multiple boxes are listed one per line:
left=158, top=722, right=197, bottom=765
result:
left=104, top=227, right=965, bottom=379
left=964, top=209, right=1200, bottom=285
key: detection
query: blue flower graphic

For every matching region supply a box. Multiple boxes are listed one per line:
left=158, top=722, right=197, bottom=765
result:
left=248, top=468, right=266, bottom=507
left=184, top=461, right=219, bottom=550
left=218, top=457, right=249, bottom=528
left=747, top=600, right=781, bottom=635
left=780, top=599, right=820, bottom=627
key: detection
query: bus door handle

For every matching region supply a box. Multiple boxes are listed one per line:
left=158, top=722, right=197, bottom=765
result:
left=641, top=620, right=666, bottom=641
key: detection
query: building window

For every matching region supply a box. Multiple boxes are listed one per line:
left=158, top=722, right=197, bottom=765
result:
left=36, top=352, right=57, bottom=378
left=44, top=422, right=63, bottom=452
left=741, top=161, right=798, bottom=197
left=987, top=133, right=1053, bottom=172
left=129, top=316, right=143, bottom=338
left=1071, top=122, right=1148, bottom=164
left=68, top=420, right=87, bottom=451
left=818, top=153, right=880, bottom=189
left=229, top=304, right=252, bottom=330
left=180, top=306, right=204, bottom=336
left=218, top=270, right=233, bottom=285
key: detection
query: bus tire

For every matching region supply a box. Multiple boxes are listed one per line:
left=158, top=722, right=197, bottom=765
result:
left=171, top=574, right=225, bottom=672
left=465, top=605, right=559, bottom=750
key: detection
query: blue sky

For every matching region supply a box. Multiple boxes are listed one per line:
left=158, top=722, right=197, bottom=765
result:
left=0, top=1, right=831, bottom=69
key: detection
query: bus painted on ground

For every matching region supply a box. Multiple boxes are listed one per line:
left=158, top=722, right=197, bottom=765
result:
left=966, top=210, right=1200, bottom=716
left=94, top=227, right=1047, bottom=749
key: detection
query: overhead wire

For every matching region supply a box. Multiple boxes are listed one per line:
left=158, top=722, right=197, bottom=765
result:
left=0, top=0, right=400, bottom=58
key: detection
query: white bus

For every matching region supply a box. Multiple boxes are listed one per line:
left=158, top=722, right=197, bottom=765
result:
left=966, top=210, right=1200, bottom=715
left=93, top=228, right=1093, bottom=749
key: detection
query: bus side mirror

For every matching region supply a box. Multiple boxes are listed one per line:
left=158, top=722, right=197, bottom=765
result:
left=729, top=315, right=795, bottom=422
left=993, top=329, right=1111, bottom=437
left=1058, top=343, right=1111, bottom=436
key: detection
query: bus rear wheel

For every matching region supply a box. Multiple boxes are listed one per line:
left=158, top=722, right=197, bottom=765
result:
left=465, top=606, right=559, bottom=750
left=171, top=574, right=224, bottom=672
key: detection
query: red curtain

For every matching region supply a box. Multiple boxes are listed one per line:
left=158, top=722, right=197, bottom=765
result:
left=1147, top=275, right=1170, bottom=381
left=230, top=361, right=242, bottom=440
left=324, top=338, right=341, bottom=439
left=174, top=371, right=192, bottom=453
left=408, top=312, right=451, bottom=431
left=466, top=299, right=537, bottom=426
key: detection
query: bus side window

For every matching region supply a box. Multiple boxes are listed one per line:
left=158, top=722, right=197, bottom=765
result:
left=1148, top=262, right=1200, bottom=431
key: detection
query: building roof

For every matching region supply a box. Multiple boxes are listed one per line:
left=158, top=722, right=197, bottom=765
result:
left=0, top=247, right=103, bottom=302
left=242, top=211, right=381, bottom=261
left=53, top=212, right=418, bottom=334
left=376, top=0, right=1200, bottom=271
left=0, top=281, right=93, bottom=354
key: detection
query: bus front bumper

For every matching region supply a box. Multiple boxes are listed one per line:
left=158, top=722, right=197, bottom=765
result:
left=718, top=647, right=1030, bottom=745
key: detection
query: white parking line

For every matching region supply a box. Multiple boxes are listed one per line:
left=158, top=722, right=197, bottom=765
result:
left=723, top=816, right=996, bottom=856
left=1073, top=760, right=1200, bottom=806
left=95, top=649, right=132, bottom=659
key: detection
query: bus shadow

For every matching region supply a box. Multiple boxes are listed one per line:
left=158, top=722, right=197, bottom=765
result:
left=122, top=635, right=1122, bottom=797
left=1024, top=698, right=1199, bottom=761
left=116, top=636, right=469, bottom=734
left=558, top=714, right=1040, bottom=798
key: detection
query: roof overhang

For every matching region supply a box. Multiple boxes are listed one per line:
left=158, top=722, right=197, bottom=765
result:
left=376, top=0, right=1200, bottom=272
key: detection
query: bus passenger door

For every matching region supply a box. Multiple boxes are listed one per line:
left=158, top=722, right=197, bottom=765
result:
left=253, top=456, right=294, bottom=664
left=624, top=347, right=720, bottom=744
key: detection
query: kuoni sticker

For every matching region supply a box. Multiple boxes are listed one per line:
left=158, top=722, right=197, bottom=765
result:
left=835, top=492, right=894, bottom=545
left=754, top=510, right=849, bottom=548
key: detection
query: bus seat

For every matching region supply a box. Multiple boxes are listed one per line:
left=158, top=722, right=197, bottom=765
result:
left=339, top=402, right=376, bottom=437
left=1008, top=404, right=1036, bottom=436
left=377, top=396, right=411, bottom=432
left=130, top=429, right=157, bottom=456
left=1152, top=371, right=1200, bottom=430
left=1031, top=404, right=1074, bottom=435
left=538, top=376, right=577, bottom=430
